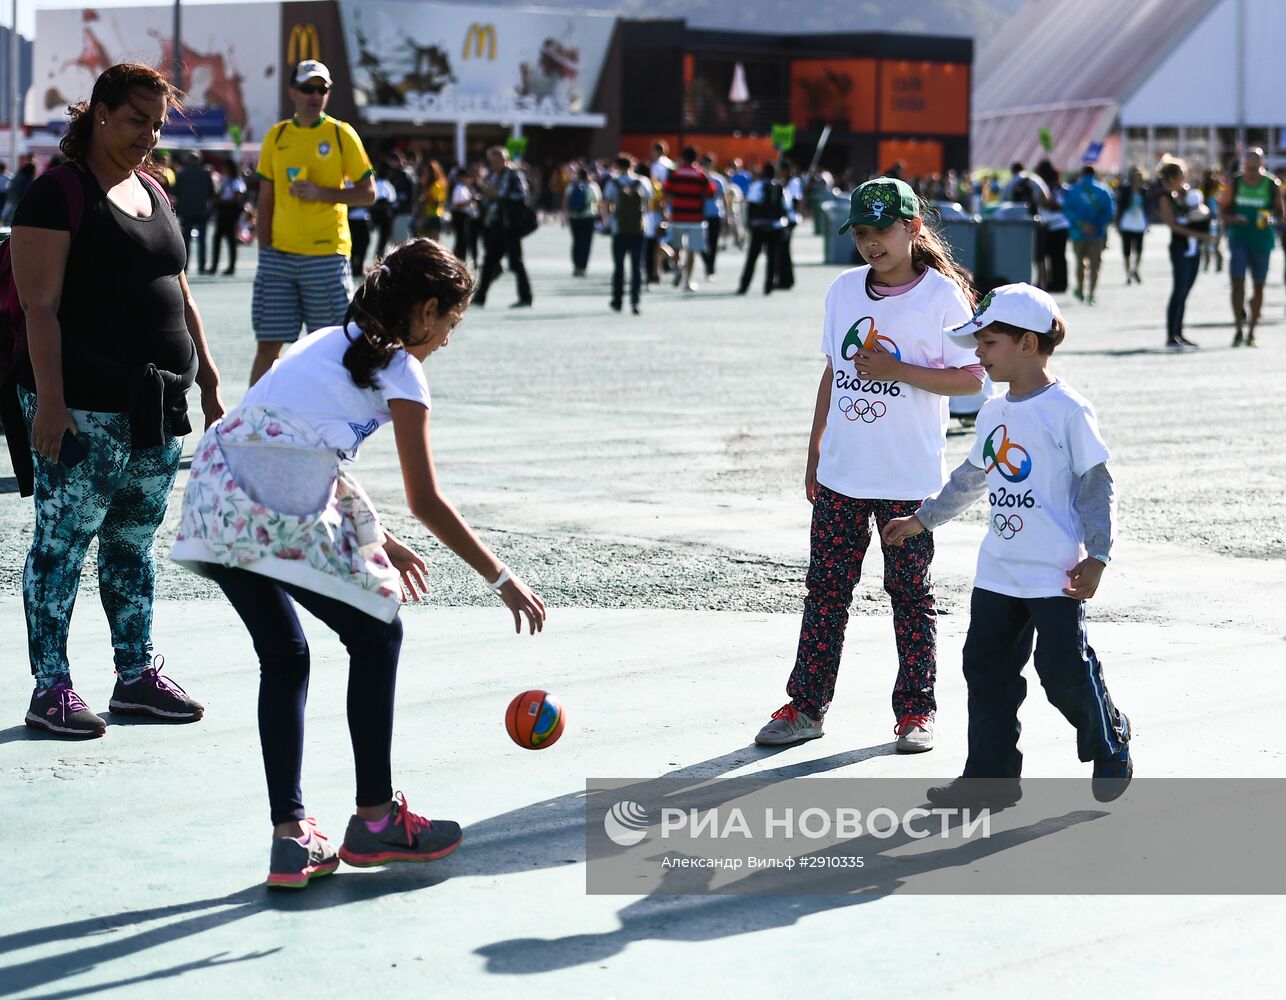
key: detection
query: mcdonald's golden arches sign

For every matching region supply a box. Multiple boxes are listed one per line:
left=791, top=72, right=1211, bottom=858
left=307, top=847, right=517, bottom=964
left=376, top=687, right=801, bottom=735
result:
left=463, top=23, right=496, bottom=60
left=288, top=23, right=321, bottom=64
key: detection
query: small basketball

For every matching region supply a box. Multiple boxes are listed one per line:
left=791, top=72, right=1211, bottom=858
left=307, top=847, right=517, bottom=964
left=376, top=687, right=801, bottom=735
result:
left=505, top=690, right=565, bottom=750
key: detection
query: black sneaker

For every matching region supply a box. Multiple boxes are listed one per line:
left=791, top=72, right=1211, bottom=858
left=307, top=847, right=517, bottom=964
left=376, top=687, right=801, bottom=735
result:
left=1091, top=747, right=1132, bottom=802
left=1091, top=713, right=1132, bottom=802
left=108, top=657, right=204, bottom=722
left=338, top=792, right=462, bottom=867
left=25, top=681, right=107, bottom=738
left=926, top=776, right=1022, bottom=809
left=266, top=820, right=340, bottom=890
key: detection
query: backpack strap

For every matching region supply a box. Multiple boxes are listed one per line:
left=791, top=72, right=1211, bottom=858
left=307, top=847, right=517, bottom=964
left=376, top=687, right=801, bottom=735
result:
left=276, top=120, right=290, bottom=145
left=334, top=120, right=344, bottom=159
left=136, top=168, right=172, bottom=208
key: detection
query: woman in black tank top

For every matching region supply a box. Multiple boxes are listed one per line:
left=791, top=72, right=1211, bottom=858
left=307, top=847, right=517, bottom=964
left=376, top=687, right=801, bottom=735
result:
left=4, top=64, right=225, bottom=737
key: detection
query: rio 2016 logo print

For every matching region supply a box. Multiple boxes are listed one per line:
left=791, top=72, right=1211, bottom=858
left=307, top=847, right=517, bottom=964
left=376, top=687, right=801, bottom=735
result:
left=841, top=316, right=901, bottom=362
left=982, top=424, right=1032, bottom=483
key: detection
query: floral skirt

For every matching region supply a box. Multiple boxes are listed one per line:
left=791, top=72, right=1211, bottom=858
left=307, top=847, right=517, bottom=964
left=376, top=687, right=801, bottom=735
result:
left=170, top=405, right=403, bottom=622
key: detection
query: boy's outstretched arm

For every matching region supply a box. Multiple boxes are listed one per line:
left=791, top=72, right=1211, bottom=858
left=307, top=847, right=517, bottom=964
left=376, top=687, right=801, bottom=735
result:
left=883, top=459, right=986, bottom=546
left=1064, top=462, right=1115, bottom=599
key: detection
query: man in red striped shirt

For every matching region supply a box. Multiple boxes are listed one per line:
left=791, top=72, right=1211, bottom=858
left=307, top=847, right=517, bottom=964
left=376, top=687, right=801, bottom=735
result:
left=663, top=146, right=716, bottom=292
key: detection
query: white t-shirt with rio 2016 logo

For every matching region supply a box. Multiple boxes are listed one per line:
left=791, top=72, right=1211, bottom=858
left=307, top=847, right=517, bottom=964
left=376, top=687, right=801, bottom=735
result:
left=816, top=265, right=976, bottom=501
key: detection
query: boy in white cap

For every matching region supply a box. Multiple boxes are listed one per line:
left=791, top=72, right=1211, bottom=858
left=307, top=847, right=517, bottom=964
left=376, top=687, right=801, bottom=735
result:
left=882, top=283, right=1132, bottom=807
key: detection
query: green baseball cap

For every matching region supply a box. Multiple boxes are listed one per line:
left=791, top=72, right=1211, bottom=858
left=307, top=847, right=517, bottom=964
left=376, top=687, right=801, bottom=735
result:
left=837, top=177, right=920, bottom=233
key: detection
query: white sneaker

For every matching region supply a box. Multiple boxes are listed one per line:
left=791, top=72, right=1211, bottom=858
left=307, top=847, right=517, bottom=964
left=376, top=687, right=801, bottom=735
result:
left=894, top=714, right=934, bottom=753
left=755, top=704, right=824, bottom=746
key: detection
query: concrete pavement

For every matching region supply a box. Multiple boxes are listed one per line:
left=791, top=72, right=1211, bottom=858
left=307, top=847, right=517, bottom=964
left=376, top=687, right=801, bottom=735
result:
left=1, top=223, right=1284, bottom=997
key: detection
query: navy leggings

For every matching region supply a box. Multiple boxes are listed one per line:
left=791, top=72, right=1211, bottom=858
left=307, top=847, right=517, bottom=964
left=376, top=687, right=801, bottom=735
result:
left=207, top=564, right=403, bottom=825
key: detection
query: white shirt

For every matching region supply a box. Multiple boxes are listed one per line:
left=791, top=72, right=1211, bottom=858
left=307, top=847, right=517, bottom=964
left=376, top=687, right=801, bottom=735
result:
left=967, top=380, right=1111, bottom=599
left=816, top=266, right=976, bottom=500
left=243, top=324, right=432, bottom=460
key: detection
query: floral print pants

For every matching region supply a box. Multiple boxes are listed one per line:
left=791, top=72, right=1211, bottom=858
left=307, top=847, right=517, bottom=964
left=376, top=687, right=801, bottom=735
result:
left=786, top=484, right=938, bottom=722
left=18, top=387, right=182, bottom=688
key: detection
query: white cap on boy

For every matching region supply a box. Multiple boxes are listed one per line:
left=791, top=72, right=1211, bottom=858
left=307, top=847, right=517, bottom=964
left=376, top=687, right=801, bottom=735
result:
left=946, top=283, right=1062, bottom=345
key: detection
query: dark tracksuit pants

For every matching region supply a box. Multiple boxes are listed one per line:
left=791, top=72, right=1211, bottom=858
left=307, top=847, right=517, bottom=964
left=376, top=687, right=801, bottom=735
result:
left=786, top=485, right=937, bottom=722
left=960, top=588, right=1129, bottom=780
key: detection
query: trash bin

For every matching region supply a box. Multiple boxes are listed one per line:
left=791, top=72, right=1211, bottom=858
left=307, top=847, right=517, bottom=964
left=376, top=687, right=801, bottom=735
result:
left=821, top=198, right=859, bottom=265
left=978, top=201, right=1038, bottom=289
left=929, top=200, right=981, bottom=279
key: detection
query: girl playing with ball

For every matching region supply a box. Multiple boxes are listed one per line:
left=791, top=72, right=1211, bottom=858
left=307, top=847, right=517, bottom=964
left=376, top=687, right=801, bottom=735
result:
left=172, top=238, right=546, bottom=889
left=754, top=178, right=983, bottom=754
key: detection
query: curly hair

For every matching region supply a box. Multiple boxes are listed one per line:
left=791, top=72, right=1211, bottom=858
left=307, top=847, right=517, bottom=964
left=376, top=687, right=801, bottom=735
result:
left=60, top=63, right=183, bottom=168
left=343, top=238, right=477, bottom=389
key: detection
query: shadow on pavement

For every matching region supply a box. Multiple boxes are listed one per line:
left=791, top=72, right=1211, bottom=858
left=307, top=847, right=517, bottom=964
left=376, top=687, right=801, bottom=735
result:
left=474, top=807, right=1105, bottom=974
left=0, top=874, right=446, bottom=998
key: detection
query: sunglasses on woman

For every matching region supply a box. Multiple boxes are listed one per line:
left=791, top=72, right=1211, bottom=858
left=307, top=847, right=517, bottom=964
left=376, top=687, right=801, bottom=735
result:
left=295, top=83, right=331, bottom=95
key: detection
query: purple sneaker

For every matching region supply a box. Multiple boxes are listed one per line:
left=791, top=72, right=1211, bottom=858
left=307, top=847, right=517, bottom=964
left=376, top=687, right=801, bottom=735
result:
left=26, top=681, right=107, bottom=738
left=108, top=657, right=204, bottom=722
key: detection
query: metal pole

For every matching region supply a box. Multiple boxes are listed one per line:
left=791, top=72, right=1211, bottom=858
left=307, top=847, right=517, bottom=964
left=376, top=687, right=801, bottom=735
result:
left=9, top=0, right=18, bottom=169
left=172, top=0, right=182, bottom=89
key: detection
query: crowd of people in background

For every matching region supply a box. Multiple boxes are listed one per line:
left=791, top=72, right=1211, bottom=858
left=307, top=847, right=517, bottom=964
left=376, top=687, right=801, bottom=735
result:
left=4, top=129, right=1283, bottom=348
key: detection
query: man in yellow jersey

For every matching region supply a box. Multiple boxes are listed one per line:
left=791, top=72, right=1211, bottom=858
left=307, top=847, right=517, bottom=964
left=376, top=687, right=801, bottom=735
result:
left=250, top=60, right=375, bottom=385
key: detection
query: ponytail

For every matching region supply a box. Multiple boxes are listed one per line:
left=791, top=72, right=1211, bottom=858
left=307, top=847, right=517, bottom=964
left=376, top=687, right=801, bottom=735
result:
left=908, top=200, right=977, bottom=308
left=343, top=238, right=476, bottom=389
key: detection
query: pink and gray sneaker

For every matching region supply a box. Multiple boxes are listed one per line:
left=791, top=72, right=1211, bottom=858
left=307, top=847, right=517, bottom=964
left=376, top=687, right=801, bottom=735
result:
left=25, top=681, right=107, bottom=738
left=338, top=792, right=462, bottom=867
left=266, top=819, right=340, bottom=890
left=108, top=656, right=204, bottom=722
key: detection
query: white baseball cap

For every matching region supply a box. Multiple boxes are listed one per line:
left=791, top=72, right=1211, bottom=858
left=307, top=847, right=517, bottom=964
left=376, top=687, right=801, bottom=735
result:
left=293, top=60, right=332, bottom=86
left=946, top=283, right=1062, bottom=344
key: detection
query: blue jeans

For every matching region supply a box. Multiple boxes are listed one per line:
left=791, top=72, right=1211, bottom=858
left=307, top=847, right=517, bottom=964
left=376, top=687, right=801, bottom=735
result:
left=18, top=386, right=183, bottom=686
left=1167, top=246, right=1201, bottom=343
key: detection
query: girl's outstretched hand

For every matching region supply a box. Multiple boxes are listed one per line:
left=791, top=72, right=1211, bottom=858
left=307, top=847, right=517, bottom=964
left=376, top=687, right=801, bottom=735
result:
left=383, top=533, right=429, bottom=602
left=499, top=576, right=546, bottom=634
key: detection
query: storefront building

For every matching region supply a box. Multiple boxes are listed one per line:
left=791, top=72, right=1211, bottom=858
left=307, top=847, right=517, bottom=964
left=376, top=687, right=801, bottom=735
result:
left=25, top=1, right=971, bottom=174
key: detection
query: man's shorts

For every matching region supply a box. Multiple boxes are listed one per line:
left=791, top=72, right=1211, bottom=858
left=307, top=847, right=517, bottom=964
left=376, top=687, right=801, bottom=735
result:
left=666, top=221, right=708, bottom=254
left=1228, top=237, right=1272, bottom=285
left=1071, top=237, right=1105, bottom=268
left=252, top=247, right=354, bottom=343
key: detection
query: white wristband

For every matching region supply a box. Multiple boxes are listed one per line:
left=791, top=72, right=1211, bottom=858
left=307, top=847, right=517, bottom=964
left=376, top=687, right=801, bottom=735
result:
left=486, top=566, right=511, bottom=592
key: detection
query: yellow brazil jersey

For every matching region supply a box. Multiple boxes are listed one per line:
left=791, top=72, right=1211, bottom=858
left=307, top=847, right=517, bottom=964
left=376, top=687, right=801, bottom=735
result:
left=256, top=113, right=373, bottom=257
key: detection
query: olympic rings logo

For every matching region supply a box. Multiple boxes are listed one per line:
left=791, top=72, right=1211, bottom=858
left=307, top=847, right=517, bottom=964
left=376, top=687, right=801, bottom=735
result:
left=838, top=396, right=887, bottom=422
left=982, top=424, right=1032, bottom=483
left=993, top=513, right=1024, bottom=539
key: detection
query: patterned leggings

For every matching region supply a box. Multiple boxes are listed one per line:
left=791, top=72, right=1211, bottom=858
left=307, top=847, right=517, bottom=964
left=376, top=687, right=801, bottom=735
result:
left=786, top=484, right=937, bottom=721
left=18, top=387, right=183, bottom=688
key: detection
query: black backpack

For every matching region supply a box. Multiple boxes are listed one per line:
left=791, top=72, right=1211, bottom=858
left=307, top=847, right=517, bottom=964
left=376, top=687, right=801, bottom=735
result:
left=614, top=179, right=644, bottom=236
left=748, top=180, right=784, bottom=228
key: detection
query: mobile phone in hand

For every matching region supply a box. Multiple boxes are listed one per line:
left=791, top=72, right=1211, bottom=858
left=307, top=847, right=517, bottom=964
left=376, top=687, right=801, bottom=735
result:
left=58, top=429, right=87, bottom=468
